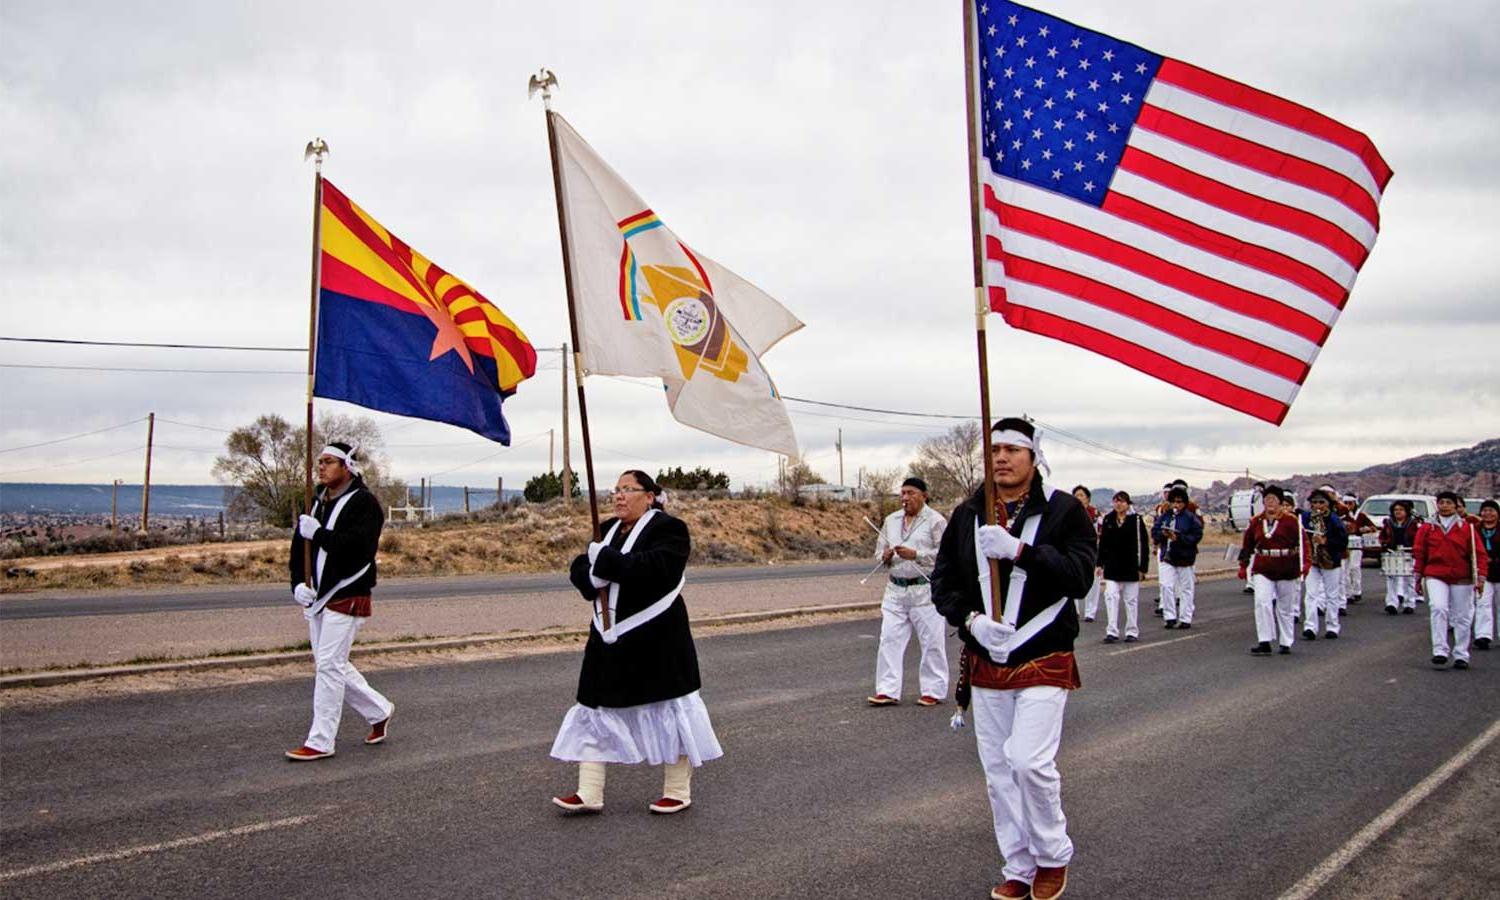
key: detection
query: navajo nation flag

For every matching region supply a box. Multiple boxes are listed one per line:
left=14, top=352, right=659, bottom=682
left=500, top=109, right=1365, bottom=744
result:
left=972, top=1, right=1391, bottom=424
left=316, top=180, right=537, bottom=443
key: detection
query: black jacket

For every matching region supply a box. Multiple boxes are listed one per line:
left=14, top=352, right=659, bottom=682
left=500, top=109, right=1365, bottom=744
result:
left=1481, top=525, right=1499, bottom=583
left=568, top=512, right=702, bottom=708
left=931, top=475, right=1096, bottom=668
left=288, top=477, right=382, bottom=600
left=1098, top=511, right=1150, bottom=582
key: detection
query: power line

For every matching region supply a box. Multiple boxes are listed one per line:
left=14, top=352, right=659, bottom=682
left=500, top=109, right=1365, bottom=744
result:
left=0, top=364, right=304, bottom=375
left=0, top=445, right=146, bottom=478
left=0, top=336, right=305, bottom=352
left=156, top=418, right=235, bottom=434
left=0, top=417, right=146, bottom=454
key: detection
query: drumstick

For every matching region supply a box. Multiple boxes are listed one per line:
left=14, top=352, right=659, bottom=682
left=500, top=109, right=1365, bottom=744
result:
left=861, top=515, right=933, bottom=581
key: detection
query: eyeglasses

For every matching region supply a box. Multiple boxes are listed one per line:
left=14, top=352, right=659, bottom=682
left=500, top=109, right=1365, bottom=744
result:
left=613, top=486, right=650, bottom=495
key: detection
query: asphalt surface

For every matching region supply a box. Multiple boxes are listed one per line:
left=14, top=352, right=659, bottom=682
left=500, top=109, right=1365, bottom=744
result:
left=0, top=561, right=873, bottom=620
left=2, top=571, right=1497, bottom=899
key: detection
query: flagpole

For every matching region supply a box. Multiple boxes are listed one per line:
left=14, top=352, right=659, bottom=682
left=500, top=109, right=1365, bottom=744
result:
left=302, top=137, right=329, bottom=586
left=533, top=69, right=611, bottom=629
left=961, top=0, right=1005, bottom=619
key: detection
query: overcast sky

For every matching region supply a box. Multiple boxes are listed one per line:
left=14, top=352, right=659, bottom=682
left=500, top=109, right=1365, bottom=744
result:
left=1, top=0, right=1496, bottom=499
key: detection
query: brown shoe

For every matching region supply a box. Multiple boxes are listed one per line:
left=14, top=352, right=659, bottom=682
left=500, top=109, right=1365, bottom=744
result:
left=991, top=880, right=1031, bottom=899
left=1031, top=865, right=1067, bottom=900
left=284, top=745, right=334, bottom=761
left=866, top=694, right=899, bottom=706
left=365, top=706, right=393, bottom=745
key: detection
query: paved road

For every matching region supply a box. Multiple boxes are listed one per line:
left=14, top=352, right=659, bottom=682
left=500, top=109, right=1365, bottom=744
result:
left=3, top=571, right=1496, bottom=899
left=0, top=561, right=874, bottom=620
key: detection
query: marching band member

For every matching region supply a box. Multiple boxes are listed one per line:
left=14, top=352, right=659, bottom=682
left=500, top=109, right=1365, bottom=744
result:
left=284, top=442, right=395, bottom=761
left=551, top=470, right=722, bottom=814
left=1301, top=491, right=1349, bottom=640
left=1379, top=500, right=1420, bottom=614
left=1341, top=494, right=1376, bottom=604
left=1152, top=482, right=1173, bottom=618
left=1413, top=491, right=1490, bottom=669
left=1151, top=487, right=1202, bottom=629
left=868, top=477, right=949, bottom=707
left=1238, top=486, right=1309, bottom=655
left=1071, top=485, right=1103, bottom=623
left=1096, top=491, right=1149, bottom=644
left=1477, top=500, right=1498, bottom=651
left=930, top=417, right=1096, bottom=900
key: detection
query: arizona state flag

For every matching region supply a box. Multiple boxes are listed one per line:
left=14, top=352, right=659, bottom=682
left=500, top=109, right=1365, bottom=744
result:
left=315, top=180, right=536, bottom=443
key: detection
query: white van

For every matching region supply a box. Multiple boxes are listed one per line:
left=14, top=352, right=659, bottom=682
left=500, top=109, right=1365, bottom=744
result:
left=1356, top=494, right=1438, bottom=557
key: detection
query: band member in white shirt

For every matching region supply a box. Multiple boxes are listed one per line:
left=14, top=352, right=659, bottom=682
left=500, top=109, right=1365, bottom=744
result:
left=868, top=477, right=950, bottom=706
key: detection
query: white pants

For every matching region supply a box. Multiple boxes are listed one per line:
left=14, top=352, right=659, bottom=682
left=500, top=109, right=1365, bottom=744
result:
left=1475, top=581, right=1496, bottom=642
left=1074, top=577, right=1100, bottom=620
left=1305, top=568, right=1343, bottom=635
left=1103, top=580, right=1140, bottom=638
left=1253, top=575, right=1300, bottom=646
left=874, top=584, right=949, bottom=699
left=1385, top=574, right=1416, bottom=610
left=1158, top=563, right=1195, bottom=624
left=1425, top=580, right=1475, bottom=662
left=305, top=610, right=393, bottom=753
left=1344, top=549, right=1363, bottom=599
left=971, top=686, right=1074, bottom=884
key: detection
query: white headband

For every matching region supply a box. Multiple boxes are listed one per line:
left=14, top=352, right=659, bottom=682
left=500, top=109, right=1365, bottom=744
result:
left=319, top=444, right=362, bottom=476
left=991, top=427, right=1050, bottom=476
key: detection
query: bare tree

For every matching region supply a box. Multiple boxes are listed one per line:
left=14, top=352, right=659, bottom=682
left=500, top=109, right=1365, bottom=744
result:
left=908, top=421, right=983, bottom=503
left=777, top=458, right=827, bottom=501
left=213, top=412, right=398, bottom=525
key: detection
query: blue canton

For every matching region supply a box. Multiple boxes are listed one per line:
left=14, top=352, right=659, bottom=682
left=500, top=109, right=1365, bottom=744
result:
left=977, top=1, right=1163, bottom=207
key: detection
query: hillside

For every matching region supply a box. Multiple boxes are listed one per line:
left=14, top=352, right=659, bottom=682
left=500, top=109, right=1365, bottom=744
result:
left=1, top=496, right=890, bottom=593
left=1202, top=438, right=1500, bottom=509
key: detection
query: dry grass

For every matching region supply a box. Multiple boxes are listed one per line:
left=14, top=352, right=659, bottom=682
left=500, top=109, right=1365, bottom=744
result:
left=1, top=496, right=886, bottom=594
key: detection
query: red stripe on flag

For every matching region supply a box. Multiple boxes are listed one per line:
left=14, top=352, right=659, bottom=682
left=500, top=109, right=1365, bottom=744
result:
left=320, top=183, right=440, bottom=309
left=320, top=253, right=425, bottom=316
left=450, top=308, right=539, bottom=377
left=1135, top=105, right=1380, bottom=229
left=1000, top=304, right=1290, bottom=424
left=1119, top=147, right=1369, bottom=270
left=1156, top=60, right=1393, bottom=192
left=1101, top=191, right=1347, bottom=309
left=618, top=209, right=656, bottom=229
left=1002, top=256, right=1311, bottom=383
left=983, top=187, right=1330, bottom=345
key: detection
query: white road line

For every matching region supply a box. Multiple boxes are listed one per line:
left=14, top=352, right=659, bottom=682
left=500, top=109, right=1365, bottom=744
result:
left=1106, top=631, right=1208, bottom=655
left=1278, top=717, right=1500, bottom=900
left=0, top=814, right=315, bottom=882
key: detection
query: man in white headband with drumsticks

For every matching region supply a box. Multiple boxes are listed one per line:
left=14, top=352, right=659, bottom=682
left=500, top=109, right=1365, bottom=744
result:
left=930, top=417, right=1097, bottom=900
left=285, top=440, right=395, bottom=761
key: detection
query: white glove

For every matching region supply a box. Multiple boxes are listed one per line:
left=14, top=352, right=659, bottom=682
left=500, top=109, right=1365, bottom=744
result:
left=949, top=709, right=967, bottom=732
left=977, top=524, right=1022, bottom=560
left=292, top=583, right=318, bottom=608
left=587, top=541, right=605, bottom=564
left=297, top=514, right=321, bottom=541
left=589, top=573, right=610, bottom=590
left=969, top=613, right=1017, bottom=659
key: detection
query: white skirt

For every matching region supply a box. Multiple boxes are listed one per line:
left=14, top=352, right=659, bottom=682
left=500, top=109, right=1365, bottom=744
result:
left=550, top=690, right=724, bottom=767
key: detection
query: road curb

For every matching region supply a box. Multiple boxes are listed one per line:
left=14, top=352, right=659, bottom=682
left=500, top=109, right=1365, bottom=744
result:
left=0, top=600, right=887, bottom=689
left=0, top=565, right=1241, bottom=689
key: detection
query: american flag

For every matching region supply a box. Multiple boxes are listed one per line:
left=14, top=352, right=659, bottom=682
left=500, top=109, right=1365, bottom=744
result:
left=972, top=1, right=1391, bottom=424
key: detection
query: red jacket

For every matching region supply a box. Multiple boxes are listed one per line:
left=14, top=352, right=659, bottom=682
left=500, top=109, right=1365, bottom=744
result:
left=1413, top=518, right=1490, bottom=585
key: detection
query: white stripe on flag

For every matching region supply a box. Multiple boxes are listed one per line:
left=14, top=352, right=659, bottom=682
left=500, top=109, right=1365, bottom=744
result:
left=998, top=229, right=1321, bottom=361
left=987, top=177, right=1339, bottom=326
left=1110, top=169, right=1359, bottom=289
left=1004, top=281, right=1302, bottom=403
left=1143, top=81, right=1384, bottom=205
left=1127, top=128, right=1378, bottom=250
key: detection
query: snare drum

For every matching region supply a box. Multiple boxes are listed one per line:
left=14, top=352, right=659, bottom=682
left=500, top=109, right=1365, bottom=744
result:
left=1361, top=533, right=1382, bottom=550
left=1381, top=550, right=1415, bottom=576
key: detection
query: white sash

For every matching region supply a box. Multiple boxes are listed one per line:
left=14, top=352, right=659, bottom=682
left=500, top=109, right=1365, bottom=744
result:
left=590, top=509, right=686, bottom=644
left=972, top=484, right=1067, bottom=662
left=308, top=487, right=371, bottom=617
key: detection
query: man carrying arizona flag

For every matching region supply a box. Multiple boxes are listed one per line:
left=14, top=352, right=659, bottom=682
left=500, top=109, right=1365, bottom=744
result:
left=931, top=418, right=1096, bottom=900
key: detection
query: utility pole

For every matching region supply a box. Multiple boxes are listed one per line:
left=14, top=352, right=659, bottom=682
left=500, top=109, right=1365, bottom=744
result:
left=463, top=485, right=470, bottom=514
left=549, top=429, right=555, bottom=473
left=140, top=413, right=155, bottom=533
left=561, top=341, right=572, bottom=506
left=111, top=479, right=121, bottom=533
left=497, top=476, right=504, bottom=507
left=836, top=428, right=844, bottom=487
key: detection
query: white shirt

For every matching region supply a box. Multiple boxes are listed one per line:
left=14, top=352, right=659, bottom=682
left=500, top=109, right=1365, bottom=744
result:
left=875, top=505, right=947, bottom=580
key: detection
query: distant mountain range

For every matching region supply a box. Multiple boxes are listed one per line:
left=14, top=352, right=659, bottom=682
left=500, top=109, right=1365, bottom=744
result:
left=1203, top=438, right=1500, bottom=510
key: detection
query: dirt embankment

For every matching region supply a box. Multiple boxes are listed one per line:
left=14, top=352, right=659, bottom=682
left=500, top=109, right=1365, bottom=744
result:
left=1, top=497, right=891, bottom=594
